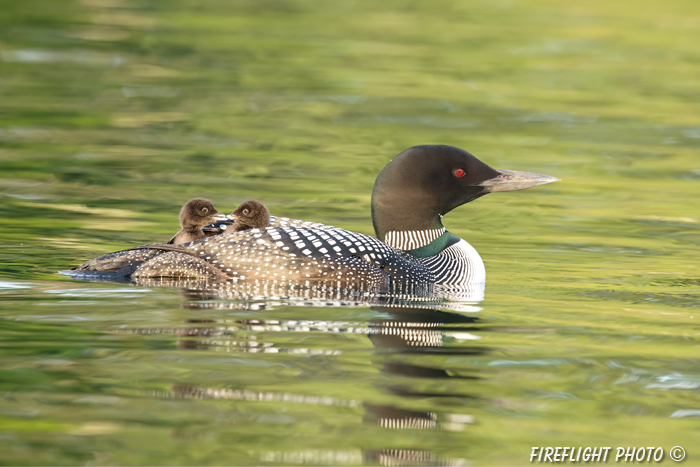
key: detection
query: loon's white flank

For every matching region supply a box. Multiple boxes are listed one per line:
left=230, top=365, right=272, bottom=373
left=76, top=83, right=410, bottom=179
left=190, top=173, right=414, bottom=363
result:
left=417, top=239, right=485, bottom=285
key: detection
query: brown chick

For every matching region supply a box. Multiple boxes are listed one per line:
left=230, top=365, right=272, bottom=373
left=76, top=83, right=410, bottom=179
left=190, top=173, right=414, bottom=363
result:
left=168, top=198, right=228, bottom=245
left=229, top=200, right=271, bottom=232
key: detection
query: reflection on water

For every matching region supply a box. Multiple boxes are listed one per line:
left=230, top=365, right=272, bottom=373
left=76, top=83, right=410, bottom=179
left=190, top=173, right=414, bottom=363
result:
left=126, top=285, right=483, bottom=466
left=131, top=278, right=485, bottom=312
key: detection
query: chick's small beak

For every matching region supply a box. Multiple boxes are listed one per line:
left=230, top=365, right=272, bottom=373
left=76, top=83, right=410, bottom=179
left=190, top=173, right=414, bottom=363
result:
left=212, top=211, right=229, bottom=221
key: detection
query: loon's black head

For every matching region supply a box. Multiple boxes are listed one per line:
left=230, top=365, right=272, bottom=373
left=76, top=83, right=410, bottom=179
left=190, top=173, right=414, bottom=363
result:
left=371, top=145, right=559, bottom=240
left=180, top=198, right=227, bottom=230
left=230, top=200, right=271, bottom=231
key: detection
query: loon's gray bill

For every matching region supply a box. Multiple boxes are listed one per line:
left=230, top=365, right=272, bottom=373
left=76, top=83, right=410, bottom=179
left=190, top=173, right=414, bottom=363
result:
left=478, top=169, right=560, bottom=193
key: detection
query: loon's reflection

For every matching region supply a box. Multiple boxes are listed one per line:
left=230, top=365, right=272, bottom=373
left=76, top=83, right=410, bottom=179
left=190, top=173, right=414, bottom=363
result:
left=365, top=449, right=469, bottom=467
left=133, top=277, right=485, bottom=311
left=127, top=280, right=486, bottom=466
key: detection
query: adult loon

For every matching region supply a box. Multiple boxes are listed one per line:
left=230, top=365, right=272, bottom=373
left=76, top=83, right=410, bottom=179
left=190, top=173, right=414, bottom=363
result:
left=66, top=145, right=558, bottom=286
left=168, top=198, right=228, bottom=245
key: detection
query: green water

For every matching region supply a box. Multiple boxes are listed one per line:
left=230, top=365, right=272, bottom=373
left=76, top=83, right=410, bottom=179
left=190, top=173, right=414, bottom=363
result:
left=1, top=0, right=699, bottom=464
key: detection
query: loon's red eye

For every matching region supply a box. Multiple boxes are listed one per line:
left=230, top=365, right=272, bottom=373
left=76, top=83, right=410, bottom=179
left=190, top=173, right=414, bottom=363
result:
left=453, top=168, right=465, bottom=178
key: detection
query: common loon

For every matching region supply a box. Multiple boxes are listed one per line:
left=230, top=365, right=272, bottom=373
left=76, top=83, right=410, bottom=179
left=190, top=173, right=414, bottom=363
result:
left=66, top=145, right=558, bottom=286
left=167, top=198, right=228, bottom=245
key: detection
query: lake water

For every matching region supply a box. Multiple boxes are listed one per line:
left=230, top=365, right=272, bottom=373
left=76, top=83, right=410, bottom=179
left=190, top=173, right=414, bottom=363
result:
left=1, top=0, right=699, bottom=465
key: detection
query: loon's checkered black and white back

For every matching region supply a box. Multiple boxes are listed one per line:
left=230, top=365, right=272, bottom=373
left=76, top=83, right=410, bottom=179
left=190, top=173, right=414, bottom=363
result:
left=267, top=217, right=485, bottom=285
left=134, top=223, right=430, bottom=285
left=71, top=216, right=486, bottom=287
left=131, top=216, right=485, bottom=286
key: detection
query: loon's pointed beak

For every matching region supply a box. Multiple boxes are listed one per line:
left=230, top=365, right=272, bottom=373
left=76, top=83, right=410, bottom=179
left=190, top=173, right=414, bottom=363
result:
left=478, top=169, right=560, bottom=193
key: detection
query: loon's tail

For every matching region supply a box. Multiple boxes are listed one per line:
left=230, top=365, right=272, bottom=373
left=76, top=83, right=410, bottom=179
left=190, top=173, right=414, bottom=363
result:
left=61, top=243, right=229, bottom=282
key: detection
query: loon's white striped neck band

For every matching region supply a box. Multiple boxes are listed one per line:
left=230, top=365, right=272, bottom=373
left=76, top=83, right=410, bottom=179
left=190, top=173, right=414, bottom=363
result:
left=384, top=227, right=446, bottom=250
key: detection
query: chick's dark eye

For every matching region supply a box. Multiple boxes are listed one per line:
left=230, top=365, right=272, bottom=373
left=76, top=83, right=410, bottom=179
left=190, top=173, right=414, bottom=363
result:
left=243, top=209, right=250, bottom=215
left=202, top=207, right=209, bottom=213
left=453, top=168, right=466, bottom=178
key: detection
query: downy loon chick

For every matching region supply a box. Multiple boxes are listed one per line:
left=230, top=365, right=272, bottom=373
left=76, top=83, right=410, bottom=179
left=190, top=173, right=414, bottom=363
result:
left=229, top=200, right=271, bottom=232
left=67, top=145, right=559, bottom=286
left=168, top=198, right=228, bottom=245
left=202, top=200, right=271, bottom=236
